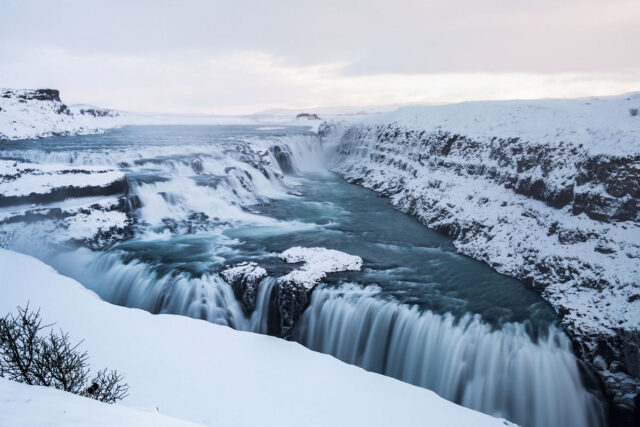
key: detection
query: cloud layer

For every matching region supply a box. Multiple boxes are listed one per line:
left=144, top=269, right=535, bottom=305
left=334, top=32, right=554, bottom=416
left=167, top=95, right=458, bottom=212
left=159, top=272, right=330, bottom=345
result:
left=1, top=0, right=639, bottom=113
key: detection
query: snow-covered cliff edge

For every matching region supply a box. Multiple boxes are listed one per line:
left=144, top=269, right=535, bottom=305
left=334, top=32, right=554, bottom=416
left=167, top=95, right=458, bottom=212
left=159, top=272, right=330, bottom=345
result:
left=0, top=89, right=122, bottom=140
left=324, top=93, right=640, bottom=423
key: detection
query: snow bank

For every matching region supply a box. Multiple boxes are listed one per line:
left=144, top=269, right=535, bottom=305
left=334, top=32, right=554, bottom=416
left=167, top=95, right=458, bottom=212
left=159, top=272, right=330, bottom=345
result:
left=352, top=92, right=640, bottom=156
left=0, top=89, right=123, bottom=141
left=0, top=249, right=511, bottom=427
left=0, top=378, right=201, bottom=427
left=279, top=246, right=363, bottom=289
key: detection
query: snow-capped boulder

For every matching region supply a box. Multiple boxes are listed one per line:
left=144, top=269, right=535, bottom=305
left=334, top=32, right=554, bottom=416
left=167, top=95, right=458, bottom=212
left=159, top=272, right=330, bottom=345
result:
left=276, top=247, right=363, bottom=338
left=324, top=93, right=640, bottom=422
left=221, top=248, right=364, bottom=339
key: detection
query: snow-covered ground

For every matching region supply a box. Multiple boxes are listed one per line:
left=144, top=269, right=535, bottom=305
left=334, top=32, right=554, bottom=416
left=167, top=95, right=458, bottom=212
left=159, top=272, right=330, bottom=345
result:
left=0, top=87, right=390, bottom=141
left=0, top=248, right=512, bottom=427
left=0, top=378, right=201, bottom=427
left=330, top=93, right=640, bottom=156
left=324, top=92, right=640, bottom=419
left=0, top=89, right=123, bottom=140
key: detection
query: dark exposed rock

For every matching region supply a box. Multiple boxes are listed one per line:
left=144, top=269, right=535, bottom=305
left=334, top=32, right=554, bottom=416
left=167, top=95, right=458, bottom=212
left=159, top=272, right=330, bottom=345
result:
left=275, top=278, right=314, bottom=339
left=16, top=89, right=61, bottom=102
left=0, top=177, right=128, bottom=208
left=296, top=113, right=321, bottom=120
left=269, top=145, right=295, bottom=174
left=220, top=262, right=267, bottom=314
left=77, top=107, right=117, bottom=118
left=191, top=158, right=204, bottom=173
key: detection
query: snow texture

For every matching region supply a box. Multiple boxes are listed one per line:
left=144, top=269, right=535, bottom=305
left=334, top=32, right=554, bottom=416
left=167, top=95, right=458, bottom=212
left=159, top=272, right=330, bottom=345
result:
left=325, top=92, right=640, bottom=417
left=0, top=378, right=201, bottom=427
left=0, top=160, right=125, bottom=198
left=0, top=249, right=512, bottom=427
left=278, top=246, right=364, bottom=289
left=221, top=262, right=268, bottom=284
left=0, top=89, right=123, bottom=141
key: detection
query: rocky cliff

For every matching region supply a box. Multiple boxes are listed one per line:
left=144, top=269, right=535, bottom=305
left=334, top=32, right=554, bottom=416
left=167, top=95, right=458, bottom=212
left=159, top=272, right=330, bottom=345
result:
left=323, top=93, right=640, bottom=424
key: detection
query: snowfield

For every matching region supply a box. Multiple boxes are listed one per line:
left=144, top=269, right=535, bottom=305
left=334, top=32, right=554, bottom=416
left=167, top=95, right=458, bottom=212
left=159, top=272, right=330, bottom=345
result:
left=0, top=249, right=512, bottom=427
left=324, top=92, right=640, bottom=419
left=0, top=89, right=123, bottom=140
left=0, top=378, right=201, bottom=427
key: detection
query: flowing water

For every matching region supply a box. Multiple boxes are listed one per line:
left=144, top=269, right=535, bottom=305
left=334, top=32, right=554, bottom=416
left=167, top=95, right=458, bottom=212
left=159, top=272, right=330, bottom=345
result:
left=0, top=125, right=607, bottom=427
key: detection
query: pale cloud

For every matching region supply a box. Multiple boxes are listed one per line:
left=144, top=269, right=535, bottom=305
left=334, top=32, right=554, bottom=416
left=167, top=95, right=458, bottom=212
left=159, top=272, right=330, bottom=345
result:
left=0, top=0, right=639, bottom=113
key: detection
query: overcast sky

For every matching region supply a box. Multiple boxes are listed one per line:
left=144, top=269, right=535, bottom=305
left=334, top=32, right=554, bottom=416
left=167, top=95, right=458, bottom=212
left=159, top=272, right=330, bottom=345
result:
left=1, top=0, right=639, bottom=114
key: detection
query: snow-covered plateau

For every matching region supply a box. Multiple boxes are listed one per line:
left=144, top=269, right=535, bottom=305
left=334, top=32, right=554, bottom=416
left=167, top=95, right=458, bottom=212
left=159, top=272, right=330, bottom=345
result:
left=0, top=248, right=512, bottom=427
left=322, top=92, right=640, bottom=421
left=0, top=89, right=123, bottom=140
left=0, top=88, right=361, bottom=140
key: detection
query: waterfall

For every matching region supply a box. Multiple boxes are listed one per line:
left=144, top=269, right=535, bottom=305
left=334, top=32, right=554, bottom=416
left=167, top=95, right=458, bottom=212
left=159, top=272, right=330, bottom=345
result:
left=1, top=127, right=610, bottom=427
left=50, top=249, right=250, bottom=330
left=297, top=285, right=606, bottom=427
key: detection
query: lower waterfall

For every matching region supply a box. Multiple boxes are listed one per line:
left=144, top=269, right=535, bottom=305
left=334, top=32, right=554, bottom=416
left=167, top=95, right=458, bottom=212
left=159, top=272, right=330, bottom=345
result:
left=296, top=286, right=605, bottom=427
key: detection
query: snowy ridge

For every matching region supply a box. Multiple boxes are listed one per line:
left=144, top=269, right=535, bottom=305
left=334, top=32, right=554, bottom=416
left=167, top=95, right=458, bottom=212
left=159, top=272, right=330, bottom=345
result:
left=324, top=93, right=640, bottom=420
left=0, top=249, right=513, bottom=427
left=0, top=89, right=123, bottom=140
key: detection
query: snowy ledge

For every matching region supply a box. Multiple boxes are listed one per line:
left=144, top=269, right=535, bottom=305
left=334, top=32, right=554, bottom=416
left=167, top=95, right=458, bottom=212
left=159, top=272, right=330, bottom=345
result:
left=278, top=246, right=363, bottom=289
left=0, top=249, right=512, bottom=427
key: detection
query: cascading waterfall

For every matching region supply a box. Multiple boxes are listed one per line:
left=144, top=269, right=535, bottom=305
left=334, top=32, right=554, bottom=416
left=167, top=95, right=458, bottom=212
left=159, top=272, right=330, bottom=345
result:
left=50, top=248, right=250, bottom=329
left=297, top=286, right=605, bottom=427
left=1, top=127, right=610, bottom=427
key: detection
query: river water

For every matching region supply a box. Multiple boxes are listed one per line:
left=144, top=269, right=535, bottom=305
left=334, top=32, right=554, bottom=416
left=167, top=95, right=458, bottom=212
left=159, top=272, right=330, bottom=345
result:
left=0, top=125, right=607, bottom=427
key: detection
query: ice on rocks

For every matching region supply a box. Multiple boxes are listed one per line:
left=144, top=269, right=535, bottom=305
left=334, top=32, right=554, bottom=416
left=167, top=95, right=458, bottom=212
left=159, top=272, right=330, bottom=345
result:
left=278, top=246, right=364, bottom=289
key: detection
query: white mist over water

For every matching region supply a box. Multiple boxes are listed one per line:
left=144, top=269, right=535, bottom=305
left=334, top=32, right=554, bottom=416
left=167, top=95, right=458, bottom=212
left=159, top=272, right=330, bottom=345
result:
left=0, top=126, right=607, bottom=427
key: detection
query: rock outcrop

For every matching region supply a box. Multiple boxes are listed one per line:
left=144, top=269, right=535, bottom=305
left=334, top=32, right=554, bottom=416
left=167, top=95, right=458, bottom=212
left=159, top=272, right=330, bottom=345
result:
left=221, top=262, right=268, bottom=314
left=222, top=247, right=363, bottom=339
left=0, top=159, right=135, bottom=249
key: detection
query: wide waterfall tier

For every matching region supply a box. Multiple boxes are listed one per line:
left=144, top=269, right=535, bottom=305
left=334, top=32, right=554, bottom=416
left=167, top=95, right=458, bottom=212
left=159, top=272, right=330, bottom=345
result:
left=0, top=125, right=611, bottom=427
left=298, top=286, right=605, bottom=427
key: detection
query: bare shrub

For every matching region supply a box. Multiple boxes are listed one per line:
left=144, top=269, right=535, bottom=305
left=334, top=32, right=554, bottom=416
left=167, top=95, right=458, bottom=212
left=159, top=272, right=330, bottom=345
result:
left=0, top=303, right=128, bottom=403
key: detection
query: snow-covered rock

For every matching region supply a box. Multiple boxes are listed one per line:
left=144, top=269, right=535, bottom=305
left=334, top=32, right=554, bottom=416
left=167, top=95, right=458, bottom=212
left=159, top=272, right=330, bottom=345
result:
left=0, top=159, right=133, bottom=249
left=0, top=89, right=122, bottom=141
left=278, top=246, right=363, bottom=289
left=220, top=248, right=364, bottom=339
left=323, top=93, right=640, bottom=422
left=221, top=262, right=268, bottom=313
left=276, top=247, right=363, bottom=339
left=0, top=248, right=512, bottom=427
